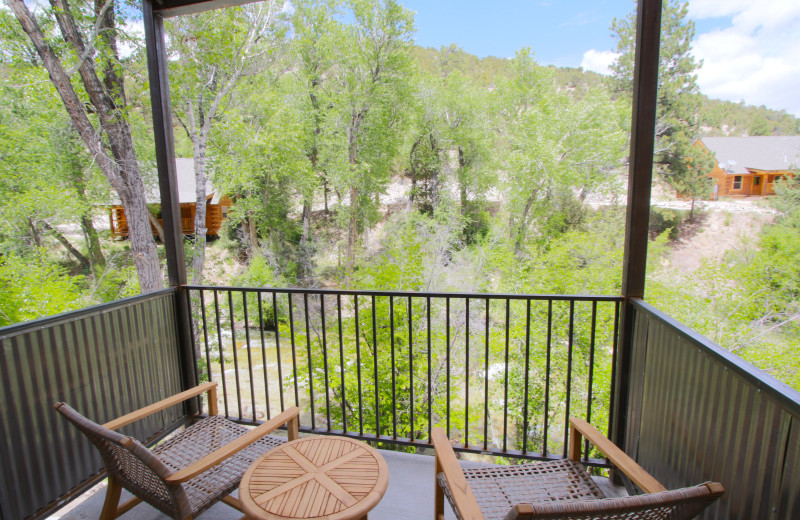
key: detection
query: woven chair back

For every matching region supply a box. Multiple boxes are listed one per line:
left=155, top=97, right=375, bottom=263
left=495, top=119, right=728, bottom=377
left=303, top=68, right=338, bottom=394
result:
left=54, top=403, right=192, bottom=518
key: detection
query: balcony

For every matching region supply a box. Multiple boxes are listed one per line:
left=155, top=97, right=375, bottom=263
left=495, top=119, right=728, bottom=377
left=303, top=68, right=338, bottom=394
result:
left=2, top=287, right=799, bottom=519
left=1, top=0, right=799, bottom=518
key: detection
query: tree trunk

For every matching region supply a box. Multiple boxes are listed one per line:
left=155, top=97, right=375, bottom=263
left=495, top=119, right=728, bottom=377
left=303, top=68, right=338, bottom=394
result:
left=298, top=197, right=313, bottom=285
left=9, top=0, right=161, bottom=292
left=41, top=221, right=91, bottom=272
left=190, top=147, right=208, bottom=285
left=147, top=212, right=166, bottom=244
left=458, top=146, right=467, bottom=216
left=80, top=213, right=105, bottom=269
left=513, top=190, right=538, bottom=257
left=347, top=186, right=359, bottom=270
left=248, top=213, right=259, bottom=253
left=28, top=218, right=42, bottom=247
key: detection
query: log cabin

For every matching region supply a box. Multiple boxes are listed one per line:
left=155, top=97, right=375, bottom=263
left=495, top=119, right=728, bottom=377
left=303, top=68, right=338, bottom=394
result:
left=699, top=136, right=800, bottom=198
left=109, top=158, right=232, bottom=238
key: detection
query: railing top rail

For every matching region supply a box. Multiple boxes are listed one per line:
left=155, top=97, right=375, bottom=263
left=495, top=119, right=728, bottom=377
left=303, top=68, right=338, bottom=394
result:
left=184, top=285, right=624, bottom=302
left=633, top=298, right=800, bottom=415
left=0, top=287, right=177, bottom=340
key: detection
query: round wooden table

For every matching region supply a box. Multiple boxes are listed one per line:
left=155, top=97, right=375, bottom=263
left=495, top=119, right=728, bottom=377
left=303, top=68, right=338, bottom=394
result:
left=240, top=436, right=389, bottom=520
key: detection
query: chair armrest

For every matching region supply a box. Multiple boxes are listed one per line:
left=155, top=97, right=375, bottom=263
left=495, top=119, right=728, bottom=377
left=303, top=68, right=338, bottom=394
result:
left=432, top=427, right=484, bottom=520
left=103, top=382, right=219, bottom=431
left=165, top=406, right=300, bottom=484
left=569, top=418, right=666, bottom=493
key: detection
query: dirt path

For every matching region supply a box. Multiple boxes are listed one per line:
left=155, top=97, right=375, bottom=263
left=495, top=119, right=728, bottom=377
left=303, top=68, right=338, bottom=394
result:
left=662, top=199, right=776, bottom=272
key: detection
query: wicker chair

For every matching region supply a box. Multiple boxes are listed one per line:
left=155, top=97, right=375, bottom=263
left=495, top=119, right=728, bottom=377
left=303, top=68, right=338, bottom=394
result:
left=433, top=418, right=724, bottom=520
left=55, top=382, right=299, bottom=520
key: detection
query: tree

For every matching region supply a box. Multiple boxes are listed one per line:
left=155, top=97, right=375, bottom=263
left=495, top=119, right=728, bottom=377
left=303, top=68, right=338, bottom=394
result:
left=499, top=49, right=627, bottom=256
left=167, top=1, right=286, bottom=285
left=6, top=0, right=162, bottom=292
left=610, top=0, right=701, bottom=165
left=288, top=0, right=342, bottom=283
left=211, top=75, right=314, bottom=279
left=663, top=135, right=713, bottom=220
left=322, top=0, right=415, bottom=271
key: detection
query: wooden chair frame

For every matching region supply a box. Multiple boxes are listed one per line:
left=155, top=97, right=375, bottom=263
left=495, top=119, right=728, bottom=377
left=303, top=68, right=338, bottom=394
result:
left=433, top=418, right=724, bottom=520
left=56, top=382, right=299, bottom=520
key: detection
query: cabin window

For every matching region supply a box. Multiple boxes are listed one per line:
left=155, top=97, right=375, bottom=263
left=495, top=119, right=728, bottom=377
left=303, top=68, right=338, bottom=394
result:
left=222, top=206, right=229, bottom=218
left=733, top=176, right=742, bottom=190
left=753, top=176, right=760, bottom=186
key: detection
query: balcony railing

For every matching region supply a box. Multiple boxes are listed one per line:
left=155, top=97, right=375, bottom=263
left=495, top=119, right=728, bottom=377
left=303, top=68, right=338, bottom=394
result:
left=184, top=286, right=622, bottom=465
left=2, top=287, right=800, bottom=519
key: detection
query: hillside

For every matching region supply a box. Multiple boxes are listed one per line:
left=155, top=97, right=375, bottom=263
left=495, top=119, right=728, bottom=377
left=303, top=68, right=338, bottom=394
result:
left=410, top=45, right=800, bottom=137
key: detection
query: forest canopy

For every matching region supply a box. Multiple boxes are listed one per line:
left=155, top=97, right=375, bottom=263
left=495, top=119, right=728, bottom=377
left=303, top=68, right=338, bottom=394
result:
left=0, top=0, right=798, bottom=390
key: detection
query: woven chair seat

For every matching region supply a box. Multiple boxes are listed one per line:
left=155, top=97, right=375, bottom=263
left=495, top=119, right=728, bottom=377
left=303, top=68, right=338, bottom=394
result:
left=151, top=415, right=285, bottom=517
left=438, top=459, right=605, bottom=520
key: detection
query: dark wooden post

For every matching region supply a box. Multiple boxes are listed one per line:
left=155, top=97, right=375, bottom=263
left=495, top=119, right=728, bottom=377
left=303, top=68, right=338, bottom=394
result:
left=142, top=0, right=197, bottom=404
left=613, top=0, right=662, bottom=451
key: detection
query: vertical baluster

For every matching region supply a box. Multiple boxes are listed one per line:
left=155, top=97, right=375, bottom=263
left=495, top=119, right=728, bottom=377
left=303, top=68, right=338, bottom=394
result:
left=228, top=291, right=242, bottom=421
left=563, top=300, right=575, bottom=458
left=355, top=295, right=363, bottom=436
left=464, top=297, right=470, bottom=448
left=242, top=292, right=256, bottom=422
left=287, top=293, right=299, bottom=408
left=608, top=301, right=621, bottom=443
left=390, top=296, right=397, bottom=439
left=522, top=298, right=531, bottom=454
left=585, top=301, right=598, bottom=459
left=503, top=298, right=510, bottom=452
left=185, top=290, right=200, bottom=396
left=320, top=294, right=330, bottom=430
left=337, top=294, right=346, bottom=433
left=427, top=296, right=432, bottom=443
left=213, top=290, right=229, bottom=418
left=543, top=300, right=553, bottom=456
left=304, top=293, right=315, bottom=430
left=408, top=295, right=414, bottom=441
left=483, top=297, right=490, bottom=451
left=272, top=292, right=284, bottom=412
left=199, top=290, right=212, bottom=384
left=257, top=293, right=271, bottom=420
left=372, top=295, right=379, bottom=437
left=446, top=297, right=451, bottom=437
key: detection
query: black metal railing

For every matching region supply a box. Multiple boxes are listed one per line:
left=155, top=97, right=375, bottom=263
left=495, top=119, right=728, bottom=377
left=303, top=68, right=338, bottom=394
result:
left=185, top=286, right=622, bottom=464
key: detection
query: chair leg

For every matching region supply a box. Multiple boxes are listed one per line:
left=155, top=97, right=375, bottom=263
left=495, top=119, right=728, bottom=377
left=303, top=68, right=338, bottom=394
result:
left=100, top=477, right=123, bottom=520
left=222, top=494, right=244, bottom=512
left=434, top=453, right=444, bottom=520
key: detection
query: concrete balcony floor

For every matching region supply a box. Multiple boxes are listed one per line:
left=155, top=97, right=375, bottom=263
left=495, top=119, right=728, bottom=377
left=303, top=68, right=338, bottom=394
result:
left=52, top=449, right=626, bottom=520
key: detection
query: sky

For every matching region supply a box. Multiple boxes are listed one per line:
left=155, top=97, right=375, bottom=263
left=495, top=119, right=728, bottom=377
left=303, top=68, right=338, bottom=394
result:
left=402, top=0, right=800, bottom=117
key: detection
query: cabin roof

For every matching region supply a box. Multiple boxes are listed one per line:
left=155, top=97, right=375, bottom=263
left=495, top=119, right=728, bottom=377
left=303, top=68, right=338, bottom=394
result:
left=701, top=136, right=800, bottom=175
left=174, top=158, right=223, bottom=204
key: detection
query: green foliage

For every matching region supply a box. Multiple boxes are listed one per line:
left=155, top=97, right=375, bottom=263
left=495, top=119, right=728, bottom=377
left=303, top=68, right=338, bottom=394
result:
left=0, top=252, right=85, bottom=326
left=611, top=0, right=701, bottom=167
left=232, top=255, right=286, bottom=329
left=649, top=207, right=690, bottom=240
left=661, top=135, right=714, bottom=218
left=499, top=49, right=627, bottom=255
left=698, top=97, right=800, bottom=137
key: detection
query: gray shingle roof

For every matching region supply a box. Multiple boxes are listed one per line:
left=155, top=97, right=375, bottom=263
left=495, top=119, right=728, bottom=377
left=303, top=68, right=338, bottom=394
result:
left=701, top=136, right=800, bottom=175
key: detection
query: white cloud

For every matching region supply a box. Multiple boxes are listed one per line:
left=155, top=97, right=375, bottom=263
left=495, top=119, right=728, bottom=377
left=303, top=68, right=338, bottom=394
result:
left=118, top=20, right=145, bottom=59
left=580, top=49, right=619, bottom=75
left=689, top=1, right=800, bottom=115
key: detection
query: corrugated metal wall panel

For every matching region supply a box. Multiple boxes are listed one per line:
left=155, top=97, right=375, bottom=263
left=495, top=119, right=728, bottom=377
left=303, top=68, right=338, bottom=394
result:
left=628, top=301, right=800, bottom=520
left=0, top=290, right=185, bottom=520
left=778, top=416, right=800, bottom=517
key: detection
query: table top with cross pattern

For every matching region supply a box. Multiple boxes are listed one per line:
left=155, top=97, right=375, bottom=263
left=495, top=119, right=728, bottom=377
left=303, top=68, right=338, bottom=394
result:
left=240, top=436, right=389, bottom=520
